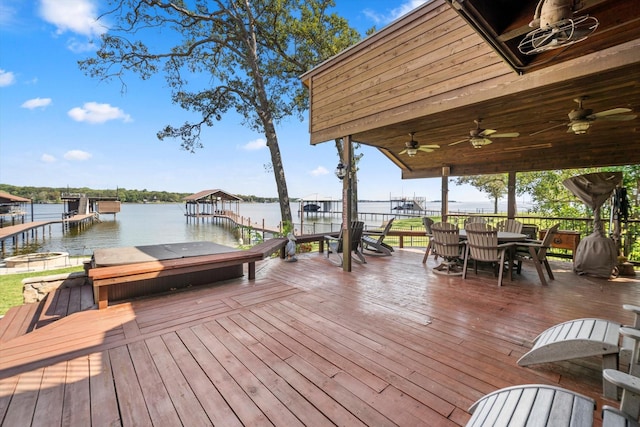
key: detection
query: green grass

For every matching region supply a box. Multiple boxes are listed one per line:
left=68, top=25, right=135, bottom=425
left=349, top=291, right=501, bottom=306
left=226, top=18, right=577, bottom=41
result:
left=0, top=265, right=85, bottom=316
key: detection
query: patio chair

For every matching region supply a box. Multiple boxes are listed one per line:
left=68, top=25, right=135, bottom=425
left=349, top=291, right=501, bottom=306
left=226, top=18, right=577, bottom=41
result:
left=602, top=369, right=640, bottom=424
left=466, top=384, right=596, bottom=427
left=462, top=223, right=513, bottom=286
left=325, top=221, right=366, bottom=266
left=466, top=373, right=640, bottom=427
left=514, top=223, right=560, bottom=286
left=422, top=217, right=435, bottom=263
left=464, top=216, right=486, bottom=227
left=431, top=222, right=464, bottom=275
left=496, top=219, right=523, bottom=234
left=517, top=304, right=640, bottom=399
left=361, top=217, right=394, bottom=256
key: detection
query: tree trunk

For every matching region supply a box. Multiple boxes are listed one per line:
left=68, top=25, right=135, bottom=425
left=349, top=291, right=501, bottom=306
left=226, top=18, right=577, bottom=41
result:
left=245, top=26, right=292, bottom=227
left=264, top=123, right=292, bottom=226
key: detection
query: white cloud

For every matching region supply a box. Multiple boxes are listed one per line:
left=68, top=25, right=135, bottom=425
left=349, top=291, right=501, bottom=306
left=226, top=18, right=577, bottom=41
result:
left=68, top=102, right=132, bottom=124
left=310, top=166, right=329, bottom=176
left=39, top=0, right=106, bottom=38
left=66, top=37, right=99, bottom=53
left=0, top=3, right=17, bottom=28
left=0, top=69, right=16, bottom=87
left=21, top=97, right=52, bottom=109
left=363, top=0, right=428, bottom=25
left=64, top=150, right=92, bottom=161
left=242, top=138, right=267, bottom=151
left=41, top=153, right=56, bottom=163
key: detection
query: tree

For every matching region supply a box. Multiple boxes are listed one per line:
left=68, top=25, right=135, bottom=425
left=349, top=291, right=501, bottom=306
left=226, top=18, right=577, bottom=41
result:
left=455, top=174, right=508, bottom=214
left=516, top=165, right=639, bottom=218
left=80, top=0, right=360, bottom=224
left=516, top=169, right=596, bottom=217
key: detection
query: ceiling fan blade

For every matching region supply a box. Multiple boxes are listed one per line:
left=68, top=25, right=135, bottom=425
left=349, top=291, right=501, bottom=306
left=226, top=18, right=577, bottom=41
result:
left=597, top=114, right=637, bottom=121
left=529, top=122, right=567, bottom=136
left=420, top=144, right=440, bottom=149
left=490, top=132, right=520, bottom=138
left=589, top=108, right=632, bottom=119
left=448, top=139, right=469, bottom=146
left=418, top=147, right=434, bottom=153
left=399, top=149, right=408, bottom=154
left=480, top=129, right=497, bottom=137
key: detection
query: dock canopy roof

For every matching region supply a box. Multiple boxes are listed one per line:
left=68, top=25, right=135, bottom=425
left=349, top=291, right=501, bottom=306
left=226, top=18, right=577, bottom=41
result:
left=184, top=190, right=242, bottom=203
left=300, top=0, right=640, bottom=179
left=0, top=191, right=31, bottom=203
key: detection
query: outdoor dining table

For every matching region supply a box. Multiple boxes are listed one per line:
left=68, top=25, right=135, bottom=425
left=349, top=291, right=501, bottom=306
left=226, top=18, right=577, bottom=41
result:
left=458, top=230, right=528, bottom=280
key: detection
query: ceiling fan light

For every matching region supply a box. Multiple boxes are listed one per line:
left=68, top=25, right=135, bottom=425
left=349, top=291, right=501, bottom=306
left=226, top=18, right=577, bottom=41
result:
left=470, top=137, right=485, bottom=148
left=406, top=148, right=418, bottom=157
left=571, top=121, right=590, bottom=134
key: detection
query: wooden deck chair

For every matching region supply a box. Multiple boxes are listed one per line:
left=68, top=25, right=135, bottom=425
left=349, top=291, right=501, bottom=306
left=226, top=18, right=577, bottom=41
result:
left=422, top=217, right=435, bottom=263
left=324, top=221, right=366, bottom=266
left=466, top=384, right=596, bottom=427
left=464, top=216, right=486, bottom=227
left=496, top=219, right=523, bottom=272
left=514, top=223, right=560, bottom=286
left=463, top=223, right=513, bottom=286
left=362, top=217, right=394, bottom=256
left=431, top=222, right=464, bottom=275
left=602, top=369, right=640, bottom=425
left=496, top=219, right=523, bottom=234
left=467, top=373, right=640, bottom=427
left=517, top=304, right=640, bottom=399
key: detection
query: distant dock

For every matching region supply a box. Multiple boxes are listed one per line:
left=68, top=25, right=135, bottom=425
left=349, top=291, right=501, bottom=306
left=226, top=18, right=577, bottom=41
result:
left=0, top=213, right=98, bottom=256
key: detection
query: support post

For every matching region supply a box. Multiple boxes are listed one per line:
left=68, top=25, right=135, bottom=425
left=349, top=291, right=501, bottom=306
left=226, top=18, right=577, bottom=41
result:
left=342, top=136, right=353, bottom=272
left=441, top=166, right=450, bottom=223
left=508, top=171, right=517, bottom=219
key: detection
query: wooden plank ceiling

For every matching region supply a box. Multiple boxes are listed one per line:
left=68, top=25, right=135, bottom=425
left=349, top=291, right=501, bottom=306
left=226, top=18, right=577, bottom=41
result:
left=302, top=0, right=640, bottom=179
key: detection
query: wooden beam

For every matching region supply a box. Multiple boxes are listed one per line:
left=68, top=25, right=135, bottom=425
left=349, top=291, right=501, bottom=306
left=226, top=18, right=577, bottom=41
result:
left=342, top=136, right=353, bottom=272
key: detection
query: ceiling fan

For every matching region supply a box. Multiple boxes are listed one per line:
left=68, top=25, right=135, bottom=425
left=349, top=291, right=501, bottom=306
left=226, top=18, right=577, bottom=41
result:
left=531, top=97, right=637, bottom=136
left=399, top=132, right=440, bottom=157
left=448, top=120, right=520, bottom=148
left=518, top=0, right=599, bottom=55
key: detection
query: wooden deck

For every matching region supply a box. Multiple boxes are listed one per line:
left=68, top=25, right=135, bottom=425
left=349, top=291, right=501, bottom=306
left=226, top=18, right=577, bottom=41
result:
left=0, top=249, right=638, bottom=426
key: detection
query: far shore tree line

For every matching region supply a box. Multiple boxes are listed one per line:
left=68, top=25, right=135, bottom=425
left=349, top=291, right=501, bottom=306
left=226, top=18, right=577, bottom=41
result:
left=0, top=185, right=280, bottom=205
left=3, top=164, right=638, bottom=218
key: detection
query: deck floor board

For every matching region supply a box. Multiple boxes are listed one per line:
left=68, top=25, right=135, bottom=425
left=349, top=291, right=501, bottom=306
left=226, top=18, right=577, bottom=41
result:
left=0, top=249, right=638, bottom=426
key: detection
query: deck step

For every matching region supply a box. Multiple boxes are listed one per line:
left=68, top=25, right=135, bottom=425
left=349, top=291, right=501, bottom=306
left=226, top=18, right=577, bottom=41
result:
left=0, top=284, right=95, bottom=343
left=0, top=299, right=45, bottom=343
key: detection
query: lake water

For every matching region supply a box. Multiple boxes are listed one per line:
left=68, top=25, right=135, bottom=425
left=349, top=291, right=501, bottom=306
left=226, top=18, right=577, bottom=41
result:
left=5, top=200, right=505, bottom=257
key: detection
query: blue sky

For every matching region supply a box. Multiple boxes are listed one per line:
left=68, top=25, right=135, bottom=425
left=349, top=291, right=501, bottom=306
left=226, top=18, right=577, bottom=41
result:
left=0, top=0, right=491, bottom=202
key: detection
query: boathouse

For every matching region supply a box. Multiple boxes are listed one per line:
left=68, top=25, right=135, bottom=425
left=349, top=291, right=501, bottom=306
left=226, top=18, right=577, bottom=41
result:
left=0, top=191, right=31, bottom=226
left=184, top=189, right=241, bottom=220
left=60, top=193, right=120, bottom=218
left=299, top=194, right=338, bottom=215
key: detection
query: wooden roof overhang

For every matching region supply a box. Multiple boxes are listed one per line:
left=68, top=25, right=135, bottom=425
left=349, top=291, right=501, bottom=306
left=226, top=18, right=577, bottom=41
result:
left=300, top=0, right=640, bottom=179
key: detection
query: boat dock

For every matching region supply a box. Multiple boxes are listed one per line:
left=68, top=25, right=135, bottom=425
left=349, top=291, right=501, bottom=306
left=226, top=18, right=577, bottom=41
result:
left=0, top=214, right=97, bottom=256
